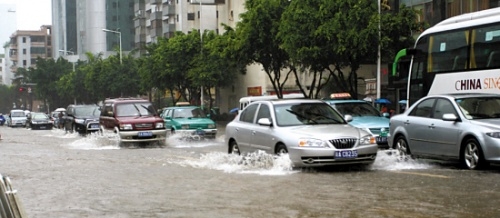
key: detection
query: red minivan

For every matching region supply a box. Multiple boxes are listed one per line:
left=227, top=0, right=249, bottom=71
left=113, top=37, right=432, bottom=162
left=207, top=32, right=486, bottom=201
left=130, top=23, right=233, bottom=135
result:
left=99, top=98, right=166, bottom=146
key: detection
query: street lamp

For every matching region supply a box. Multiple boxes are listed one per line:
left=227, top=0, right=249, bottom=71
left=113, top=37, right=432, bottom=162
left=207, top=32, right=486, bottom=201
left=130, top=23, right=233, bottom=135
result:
left=376, top=0, right=381, bottom=100
left=102, top=28, right=122, bottom=64
left=199, top=0, right=204, bottom=108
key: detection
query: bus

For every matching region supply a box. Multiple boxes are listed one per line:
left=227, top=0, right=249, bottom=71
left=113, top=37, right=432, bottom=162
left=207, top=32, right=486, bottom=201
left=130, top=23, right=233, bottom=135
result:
left=391, top=7, right=500, bottom=108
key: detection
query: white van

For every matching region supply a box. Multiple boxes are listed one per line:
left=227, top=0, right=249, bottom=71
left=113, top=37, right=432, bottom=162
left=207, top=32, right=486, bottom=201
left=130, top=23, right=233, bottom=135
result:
left=7, top=109, right=28, bottom=128
left=239, top=93, right=305, bottom=111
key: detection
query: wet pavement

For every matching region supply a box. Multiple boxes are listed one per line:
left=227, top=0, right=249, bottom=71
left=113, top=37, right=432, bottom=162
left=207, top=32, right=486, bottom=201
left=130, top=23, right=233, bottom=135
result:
left=1, top=125, right=500, bottom=217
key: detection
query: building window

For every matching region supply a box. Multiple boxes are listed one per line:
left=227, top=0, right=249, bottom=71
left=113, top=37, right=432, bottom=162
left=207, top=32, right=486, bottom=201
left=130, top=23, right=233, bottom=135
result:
left=198, top=11, right=200, bottom=19
left=23, top=60, right=27, bottom=66
left=188, top=13, right=195, bottom=21
left=23, top=49, right=26, bottom=54
left=176, top=14, right=179, bottom=22
left=216, top=11, right=218, bottom=18
left=22, top=37, right=26, bottom=43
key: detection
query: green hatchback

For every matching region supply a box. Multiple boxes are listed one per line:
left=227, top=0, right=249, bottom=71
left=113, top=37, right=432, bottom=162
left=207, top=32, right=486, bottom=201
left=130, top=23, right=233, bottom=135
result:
left=160, top=106, right=217, bottom=139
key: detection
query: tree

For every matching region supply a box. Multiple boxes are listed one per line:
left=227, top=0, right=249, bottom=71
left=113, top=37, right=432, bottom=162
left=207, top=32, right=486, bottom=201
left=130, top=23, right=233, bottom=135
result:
left=279, top=0, right=425, bottom=98
left=189, top=29, right=242, bottom=108
left=236, top=0, right=294, bottom=98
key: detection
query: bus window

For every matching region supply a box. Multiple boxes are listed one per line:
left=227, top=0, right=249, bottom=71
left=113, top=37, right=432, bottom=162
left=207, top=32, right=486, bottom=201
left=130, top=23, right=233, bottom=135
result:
left=428, top=30, right=468, bottom=73
left=472, top=23, right=500, bottom=69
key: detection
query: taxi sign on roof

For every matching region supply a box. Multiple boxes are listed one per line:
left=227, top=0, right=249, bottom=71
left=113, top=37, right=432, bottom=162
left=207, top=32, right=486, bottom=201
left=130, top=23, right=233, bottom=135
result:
left=330, top=93, right=352, bottom=99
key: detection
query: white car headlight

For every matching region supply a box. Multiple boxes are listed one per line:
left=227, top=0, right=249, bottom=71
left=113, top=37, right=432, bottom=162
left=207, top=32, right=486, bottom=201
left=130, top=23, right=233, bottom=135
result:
left=75, top=118, right=85, bottom=124
left=155, top=122, right=164, bottom=128
left=298, top=138, right=326, bottom=147
left=359, top=135, right=376, bottom=145
left=120, top=124, right=133, bottom=130
left=486, top=132, right=500, bottom=138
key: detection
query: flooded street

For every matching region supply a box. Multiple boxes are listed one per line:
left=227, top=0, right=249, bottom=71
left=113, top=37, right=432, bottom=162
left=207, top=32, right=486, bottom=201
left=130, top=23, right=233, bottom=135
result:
left=1, top=126, right=500, bottom=217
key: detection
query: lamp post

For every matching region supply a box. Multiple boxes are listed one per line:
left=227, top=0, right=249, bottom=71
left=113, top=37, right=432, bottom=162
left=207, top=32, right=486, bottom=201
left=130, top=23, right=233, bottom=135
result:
left=376, top=0, right=381, bottom=100
left=58, top=50, right=75, bottom=71
left=199, top=0, right=204, bottom=108
left=102, top=28, right=122, bottom=64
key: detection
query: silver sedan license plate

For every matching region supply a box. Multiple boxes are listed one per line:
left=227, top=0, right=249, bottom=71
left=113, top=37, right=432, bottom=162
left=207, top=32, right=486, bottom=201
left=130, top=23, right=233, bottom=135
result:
left=335, top=150, right=358, bottom=158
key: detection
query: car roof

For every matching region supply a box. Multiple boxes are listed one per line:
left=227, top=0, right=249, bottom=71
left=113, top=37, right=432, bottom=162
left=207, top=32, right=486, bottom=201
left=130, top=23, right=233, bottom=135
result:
left=323, top=99, right=369, bottom=104
left=165, top=106, right=200, bottom=109
left=425, top=93, right=500, bottom=99
left=251, top=98, right=325, bottom=106
left=104, top=97, right=149, bottom=103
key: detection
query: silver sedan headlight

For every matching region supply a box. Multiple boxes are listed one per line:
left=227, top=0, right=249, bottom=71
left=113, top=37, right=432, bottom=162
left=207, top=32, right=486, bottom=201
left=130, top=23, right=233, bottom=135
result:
left=359, top=135, right=376, bottom=145
left=298, top=138, right=327, bottom=148
left=486, top=132, right=500, bottom=138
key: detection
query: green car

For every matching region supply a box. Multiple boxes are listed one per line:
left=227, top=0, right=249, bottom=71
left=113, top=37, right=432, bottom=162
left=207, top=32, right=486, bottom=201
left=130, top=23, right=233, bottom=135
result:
left=160, top=106, right=217, bottom=139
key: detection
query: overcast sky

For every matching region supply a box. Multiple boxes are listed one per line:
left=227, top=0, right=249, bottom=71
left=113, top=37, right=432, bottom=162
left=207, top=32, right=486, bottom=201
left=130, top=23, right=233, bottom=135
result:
left=0, top=0, right=51, bottom=30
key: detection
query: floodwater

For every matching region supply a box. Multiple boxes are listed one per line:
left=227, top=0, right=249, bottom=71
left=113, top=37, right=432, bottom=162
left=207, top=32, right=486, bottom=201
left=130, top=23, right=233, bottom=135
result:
left=1, top=126, right=500, bottom=218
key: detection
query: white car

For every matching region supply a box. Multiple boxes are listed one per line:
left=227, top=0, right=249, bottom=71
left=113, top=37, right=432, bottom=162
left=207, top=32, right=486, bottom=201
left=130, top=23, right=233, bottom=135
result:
left=7, top=109, right=28, bottom=128
left=225, top=99, right=378, bottom=168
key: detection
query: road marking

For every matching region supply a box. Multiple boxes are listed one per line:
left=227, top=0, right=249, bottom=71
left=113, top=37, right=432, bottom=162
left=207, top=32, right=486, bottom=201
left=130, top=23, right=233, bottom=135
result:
left=393, top=171, right=451, bottom=178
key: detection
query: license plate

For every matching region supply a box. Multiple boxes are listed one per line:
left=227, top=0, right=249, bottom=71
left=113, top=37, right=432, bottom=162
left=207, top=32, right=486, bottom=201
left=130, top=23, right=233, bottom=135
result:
left=138, top=131, right=153, bottom=137
left=335, top=150, right=358, bottom=158
left=376, top=136, right=387, bottom=143
left=195, top=129, right=205, bottom=135
left=40, top=126, right=46, bottom=129
left=90, top=124, right=99, bottom=129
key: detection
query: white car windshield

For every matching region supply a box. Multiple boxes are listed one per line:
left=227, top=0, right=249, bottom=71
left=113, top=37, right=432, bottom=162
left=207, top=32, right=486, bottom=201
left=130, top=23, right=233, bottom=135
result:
left=274, top=103, right=345, bottom=126
left=11, top=112, right=25, bottom=117
left=334, top=102, right=381, bottom=117
left=456, top=97, right=500, bottom=119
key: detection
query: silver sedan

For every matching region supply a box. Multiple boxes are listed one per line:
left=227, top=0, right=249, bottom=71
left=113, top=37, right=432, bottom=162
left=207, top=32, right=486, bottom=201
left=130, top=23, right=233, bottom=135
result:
left=389, top=93, right=500, bottom=170
left=225, top=99, right=378, bottom=168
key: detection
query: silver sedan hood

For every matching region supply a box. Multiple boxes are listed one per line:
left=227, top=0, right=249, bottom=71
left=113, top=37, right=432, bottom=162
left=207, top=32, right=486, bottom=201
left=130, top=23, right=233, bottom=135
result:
left=286, top=124, right=364, bottom=140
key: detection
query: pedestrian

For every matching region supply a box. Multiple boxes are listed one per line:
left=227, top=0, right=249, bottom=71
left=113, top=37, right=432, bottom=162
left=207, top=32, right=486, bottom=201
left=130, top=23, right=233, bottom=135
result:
left=58, top=111, right=64, bottom=129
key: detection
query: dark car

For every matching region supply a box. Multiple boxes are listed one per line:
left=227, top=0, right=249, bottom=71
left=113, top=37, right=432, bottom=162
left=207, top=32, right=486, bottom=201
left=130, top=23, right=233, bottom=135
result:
left=63, top=104, right=101, bottom=134
left=27, top=112, right=53, bottom=130
left=99, top=98, right=166, bottom=146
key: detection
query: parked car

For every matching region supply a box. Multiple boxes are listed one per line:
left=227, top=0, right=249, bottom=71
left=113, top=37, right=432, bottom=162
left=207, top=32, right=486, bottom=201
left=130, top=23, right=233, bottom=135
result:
left=0, top=114, right=5, bottom=126
left=389, top=93, right=500, bottom=170
left=26, top=112, right=53, bottom=130
left=225, top=99, right=378, bottom=168
left=7, top=109, right=27, bottom=128
left=323, top=94, right=390, bottom=148
left=161, top=106, right=217, bottom=140
left=62, top=104, right=101, bottom=134
left=99, top=98, right=166, bottom=146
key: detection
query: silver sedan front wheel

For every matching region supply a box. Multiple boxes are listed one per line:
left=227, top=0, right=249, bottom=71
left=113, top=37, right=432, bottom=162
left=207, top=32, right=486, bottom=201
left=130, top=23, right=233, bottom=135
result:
left=462, top=138, right=486, bottom=170
left=394, top=135, right=410, bottom=161
left=228, top=140, right=240, bottom=155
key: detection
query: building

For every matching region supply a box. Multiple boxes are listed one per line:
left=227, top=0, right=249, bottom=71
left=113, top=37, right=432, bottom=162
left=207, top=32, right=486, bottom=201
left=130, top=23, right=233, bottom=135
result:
left=8, top=25, right=53, bottom=75
left=52, top=0, right=135, bottom=61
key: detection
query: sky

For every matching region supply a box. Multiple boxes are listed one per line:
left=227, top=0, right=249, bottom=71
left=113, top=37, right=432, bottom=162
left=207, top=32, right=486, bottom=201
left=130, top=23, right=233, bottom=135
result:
left=0, top=0, right=51, bottom=30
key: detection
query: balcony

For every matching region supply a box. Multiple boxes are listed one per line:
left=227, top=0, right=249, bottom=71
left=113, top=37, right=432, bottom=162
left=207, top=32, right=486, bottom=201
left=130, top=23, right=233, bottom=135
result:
left=189, top=0, right=225, bottom=4
left=163, top=23, right=175, bottom=35
left=134, top=18, right=146, bottom=28
left=151, top=11, right=162, bottom=20
left=163, top=5, right=175, bottom=16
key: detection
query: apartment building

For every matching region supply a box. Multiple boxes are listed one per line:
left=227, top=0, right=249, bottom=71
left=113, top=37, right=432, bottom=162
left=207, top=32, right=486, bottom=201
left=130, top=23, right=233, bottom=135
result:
left=9, top=25, right=53, bottom=75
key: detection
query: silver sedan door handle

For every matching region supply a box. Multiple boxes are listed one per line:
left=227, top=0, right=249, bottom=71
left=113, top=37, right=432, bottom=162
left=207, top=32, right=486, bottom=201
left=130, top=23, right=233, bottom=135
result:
left=428, top=124, right=435, bottom=129
left=252, top=130, right=256, bottom=135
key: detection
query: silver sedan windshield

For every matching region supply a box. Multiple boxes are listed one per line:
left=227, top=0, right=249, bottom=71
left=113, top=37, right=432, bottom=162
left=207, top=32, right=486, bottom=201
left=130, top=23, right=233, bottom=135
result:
left=274, top=103, right=345, bottom=126
left=456, top=97, right=500, bottom=119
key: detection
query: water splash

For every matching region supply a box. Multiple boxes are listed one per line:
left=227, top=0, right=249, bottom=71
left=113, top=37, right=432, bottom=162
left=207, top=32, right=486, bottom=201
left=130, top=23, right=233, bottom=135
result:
left=180, top=150, right=298, bottom=176
left=371, top=149, right=439, bottom=170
